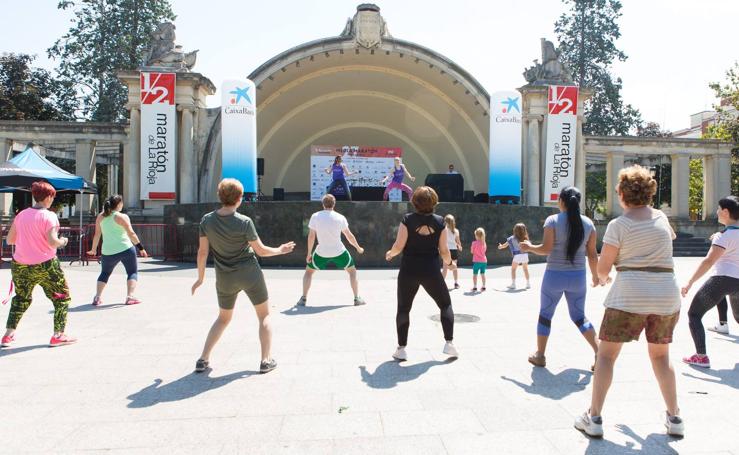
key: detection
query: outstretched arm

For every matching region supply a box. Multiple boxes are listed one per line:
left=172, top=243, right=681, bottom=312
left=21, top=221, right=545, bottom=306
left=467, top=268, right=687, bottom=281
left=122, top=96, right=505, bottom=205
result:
left=250, top=238, right=296, bottom=257
left=342, top=228, right=364, bottom=254
left=520, top=227, right=554, bottom=256
left=682, top=246, right=725, bottom=297
left=87, top=215, right=103, bottom=255
left=342, top=164, right=353, bottom=176
left=403, top=164, right=415, bottom=181
left=386, top=223, right=408, bottom=261
left=497, top=241, right=509, bottom=250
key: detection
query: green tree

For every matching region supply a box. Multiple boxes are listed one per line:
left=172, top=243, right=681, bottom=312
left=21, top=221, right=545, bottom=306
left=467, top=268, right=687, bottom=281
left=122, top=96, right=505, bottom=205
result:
left=704, top=62, right=739, bottom=194
left=555, top=0, right=642, bottom=136
left=0, top=53, right=77, bottom=121
left=585, top=166, right=606, bottom=218
left=48, top=0, right=176, bottom=122
left=636, top=121, right=672, bottom=138
left=689, top=158, right=703, bottom=218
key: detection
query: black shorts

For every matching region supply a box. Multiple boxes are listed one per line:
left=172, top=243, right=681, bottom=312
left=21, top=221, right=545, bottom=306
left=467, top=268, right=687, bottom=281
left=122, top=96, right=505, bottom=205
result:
left=450, top=250, right=459, bottom=261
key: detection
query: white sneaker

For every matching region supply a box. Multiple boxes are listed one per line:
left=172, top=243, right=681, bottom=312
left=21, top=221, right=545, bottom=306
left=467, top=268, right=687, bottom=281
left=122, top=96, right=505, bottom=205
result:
left=574, top=412, right=603, bottom=438
left=443, top=341, right=459, bottom=358
left=707, top=322, right=729, bottom=335
left=392, top=347, right=407, bottom=361
left=506, top=283, right=516, bottom=290
left=526, top=282, right=531, bottom=289
left=664, top=412, right=685, bottom=437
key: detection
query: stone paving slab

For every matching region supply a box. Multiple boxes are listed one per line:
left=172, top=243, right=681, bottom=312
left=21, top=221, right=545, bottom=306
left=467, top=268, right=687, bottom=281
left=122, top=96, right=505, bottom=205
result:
left=0, top=258, right=737, bottom=454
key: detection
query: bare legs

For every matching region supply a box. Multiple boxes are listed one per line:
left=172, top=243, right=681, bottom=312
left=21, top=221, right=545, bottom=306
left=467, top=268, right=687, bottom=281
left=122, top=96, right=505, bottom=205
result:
left=302, top=268, right=315, bottom=298
left=511, top=262, right=518, bottom=283
left=199, top=301, right=273, bottom=364
left=302, top=267, right=359, bottom=299
left=93, top=279, right=138, bottom=300
left=347, top=267, right=359, bottom=298
left=442, top=260, right=459, bottom=284
left=590, top=341, right=678, bottom=417
left=522, top=264, right=530, bottom=283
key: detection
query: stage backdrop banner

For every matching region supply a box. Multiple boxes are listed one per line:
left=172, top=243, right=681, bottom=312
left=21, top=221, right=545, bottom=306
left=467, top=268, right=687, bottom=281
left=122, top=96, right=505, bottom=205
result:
left=310, top=145, right=402, bottom=201
left=544, top=85, right=578, bottom=202
left=221, top=79, right=258, bottom=193
left=140, top=72, right=176, bottom=200
left=488, top=90, right=522, bottom=201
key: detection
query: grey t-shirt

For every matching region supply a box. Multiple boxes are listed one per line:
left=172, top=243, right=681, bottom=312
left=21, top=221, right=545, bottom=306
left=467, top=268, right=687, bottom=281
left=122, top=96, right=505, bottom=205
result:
left=543, top=212, right=595, bottom=271
left=199, top=211, right=259, bottom=272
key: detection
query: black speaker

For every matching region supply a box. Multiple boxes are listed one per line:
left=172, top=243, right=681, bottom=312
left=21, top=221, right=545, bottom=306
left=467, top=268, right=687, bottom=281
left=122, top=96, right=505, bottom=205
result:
left=464, top=190, right=474, bottom=203
left=473, top=193, right=489, bottom=203
left=424, top=174, right=464, bottom=202
left=257, top=158, right=264, bottom=176
left=350, top=186, right=385, bottom=201
left=273, top=188, right=284, bottom=201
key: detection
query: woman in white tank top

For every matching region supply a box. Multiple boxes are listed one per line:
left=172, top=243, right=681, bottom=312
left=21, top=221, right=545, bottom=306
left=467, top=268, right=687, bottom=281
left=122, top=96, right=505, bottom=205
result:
left=442, top=214, right=462, bottom=289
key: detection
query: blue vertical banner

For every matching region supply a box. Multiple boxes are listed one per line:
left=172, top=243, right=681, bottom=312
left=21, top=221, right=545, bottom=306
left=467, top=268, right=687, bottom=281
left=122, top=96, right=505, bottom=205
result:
left=488, top=90, right=523, bottom=202
left=221, top=79, right=257, bottom=193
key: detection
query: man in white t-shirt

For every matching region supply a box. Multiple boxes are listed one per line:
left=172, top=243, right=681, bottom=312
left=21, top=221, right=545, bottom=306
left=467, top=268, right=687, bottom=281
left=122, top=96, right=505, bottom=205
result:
left=297, top=194, right=366, bottom=307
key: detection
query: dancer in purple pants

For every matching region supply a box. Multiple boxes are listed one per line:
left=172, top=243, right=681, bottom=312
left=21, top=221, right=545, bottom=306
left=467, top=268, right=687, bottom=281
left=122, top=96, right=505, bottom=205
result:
left=381, top=157, right=415, bottom=201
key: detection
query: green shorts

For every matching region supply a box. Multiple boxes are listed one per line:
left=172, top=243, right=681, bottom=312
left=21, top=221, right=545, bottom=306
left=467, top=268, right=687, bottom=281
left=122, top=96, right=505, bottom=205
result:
left=308, top=250, right=355, bottom=270
left=472, top=262, right=487, bottom=274
left=215, top=259, right=269, bottom=309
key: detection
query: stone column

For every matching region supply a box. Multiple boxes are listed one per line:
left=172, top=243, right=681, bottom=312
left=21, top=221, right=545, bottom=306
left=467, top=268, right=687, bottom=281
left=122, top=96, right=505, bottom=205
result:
left=702, top=154, right=719, bottom=220
left=0, top=137, right=13, bottom=216
left=671, top=154, right=690, bottom=219
left=717, top=153, right=732, bottom=202
left=575, top=116, right=586, bottom=211
left=124, top=107, right=141, bottom=209
left=75, top=139, right=96, bottom=215
left=606, top=152, right=624, bottom=217
left=525, top=115, right=542, bottom=206
left=178, top=105, right=196, bottom=203
left=107, top=163, right=119, bottom=198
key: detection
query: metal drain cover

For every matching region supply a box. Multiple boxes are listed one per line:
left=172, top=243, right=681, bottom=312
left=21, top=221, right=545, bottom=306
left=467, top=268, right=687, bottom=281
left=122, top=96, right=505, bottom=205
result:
left=430, top=313, right=480, bottom=323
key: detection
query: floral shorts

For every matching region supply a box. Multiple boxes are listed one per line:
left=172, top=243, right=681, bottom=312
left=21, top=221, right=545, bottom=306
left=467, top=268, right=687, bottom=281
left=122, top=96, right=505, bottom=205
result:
left=599, top=308, right=679, bottom=344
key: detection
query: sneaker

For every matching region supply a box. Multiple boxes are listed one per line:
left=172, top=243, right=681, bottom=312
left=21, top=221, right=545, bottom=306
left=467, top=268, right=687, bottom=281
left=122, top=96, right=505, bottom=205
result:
left=682, top=353, right=710, bottom=368
left=194, top=358, right=209, bottom=373
left=392, top=346, right=408, bottom=361
left=471, top=287, right=477, bottom=292
left=49, top=333, right=77, bottom=347
left=296, top=296, right=307, bottom=307
left=526, top=282, right=531, bottom=289
left=507, top=283, right=516, bottom=290
left=574, top=411, right=604, bottom=438
left=1, top=334, right=15, bottom=348
left=91, top=295, right=102, bottom=306
left=353, top=296, right=366, bottom=306
left=528, top=352, right=546, bottom=367
left=125, top=297, right=141, bottom=305
left=664, top=412, right=684, bottom=437
left=260, top=358, right=277, bottom=374
left=443, top=341, right=459, bottom=358
left=454, top=283, right=460, bottom=289
left=707, top=322, right=729, bottom=335
left=481, top=287, right=486, bottom=292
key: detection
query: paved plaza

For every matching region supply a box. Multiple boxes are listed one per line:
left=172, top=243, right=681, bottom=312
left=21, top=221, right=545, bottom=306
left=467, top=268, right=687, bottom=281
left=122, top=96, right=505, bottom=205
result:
left=0, top=257, right=737, bottom=454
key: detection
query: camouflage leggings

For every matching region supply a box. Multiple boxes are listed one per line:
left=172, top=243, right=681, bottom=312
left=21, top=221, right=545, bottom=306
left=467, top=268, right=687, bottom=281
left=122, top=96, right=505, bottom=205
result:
left=6, top=258, right=71, bottom=333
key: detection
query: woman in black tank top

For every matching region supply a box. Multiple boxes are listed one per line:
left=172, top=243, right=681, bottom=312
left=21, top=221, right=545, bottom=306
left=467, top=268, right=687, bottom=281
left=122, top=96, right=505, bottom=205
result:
left=385, top=186, right=458, bottom=361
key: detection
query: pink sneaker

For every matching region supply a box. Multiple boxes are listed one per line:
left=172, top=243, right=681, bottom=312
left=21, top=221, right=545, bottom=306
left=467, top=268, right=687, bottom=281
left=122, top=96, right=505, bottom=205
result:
left=92, top=295, right=102, bottom=306
left=682, top=353, right=710, bottom=368
left=49, top=334, right=77, bottom=347
left=125, top=297, right=141, bottom=305
left=1, top=334, right=15, bottom=348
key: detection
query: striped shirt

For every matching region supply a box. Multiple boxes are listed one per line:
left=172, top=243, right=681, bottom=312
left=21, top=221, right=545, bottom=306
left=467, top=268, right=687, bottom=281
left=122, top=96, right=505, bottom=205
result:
left=602, top=207, right=680, bottom=315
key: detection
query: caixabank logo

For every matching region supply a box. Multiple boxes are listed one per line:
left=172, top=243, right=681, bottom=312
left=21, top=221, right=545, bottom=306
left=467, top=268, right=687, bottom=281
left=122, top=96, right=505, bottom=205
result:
left=548, top=86, right=578, bottom=115
left=501, top=96, right=520, bottom=114
left=229, top=86, right=252, bottom=105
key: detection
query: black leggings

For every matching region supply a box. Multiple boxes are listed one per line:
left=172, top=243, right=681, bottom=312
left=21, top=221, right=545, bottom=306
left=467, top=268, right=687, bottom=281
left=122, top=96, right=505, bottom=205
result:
left=717, top=297, right=729, bottom=323
left=396, top=265, right=454, bottom=346
left=687, top=275, right=739, bottom=354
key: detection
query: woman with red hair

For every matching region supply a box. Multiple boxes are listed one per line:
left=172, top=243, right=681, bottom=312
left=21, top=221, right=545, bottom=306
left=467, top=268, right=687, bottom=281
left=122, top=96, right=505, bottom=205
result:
left=1, top=182, right=76, bottom=348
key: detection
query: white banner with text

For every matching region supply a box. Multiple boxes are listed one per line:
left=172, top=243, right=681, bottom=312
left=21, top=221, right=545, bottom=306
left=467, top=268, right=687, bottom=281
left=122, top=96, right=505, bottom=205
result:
left=140, top=72, right=176, bottom=200
left=544, top=85, right=578, bottom=202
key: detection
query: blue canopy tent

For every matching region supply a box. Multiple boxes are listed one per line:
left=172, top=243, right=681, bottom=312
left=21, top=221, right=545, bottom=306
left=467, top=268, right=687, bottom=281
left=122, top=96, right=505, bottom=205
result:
left=0, top=148, right=98, bottom=264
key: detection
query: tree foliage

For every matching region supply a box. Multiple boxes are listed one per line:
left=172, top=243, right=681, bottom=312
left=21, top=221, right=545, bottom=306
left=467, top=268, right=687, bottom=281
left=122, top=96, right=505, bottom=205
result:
left=703, top=62, right=739, bottom=194
left=689, top=158, right=704, bottom=218
left=47, top=0, right=176, bottom=122
left=0, top=53, right=76, bottom=121
left=585, top=167, right=606, bottom=219
left=555, top=0, right=641, bottom=136
left=636, top=121, right=672, bottom=138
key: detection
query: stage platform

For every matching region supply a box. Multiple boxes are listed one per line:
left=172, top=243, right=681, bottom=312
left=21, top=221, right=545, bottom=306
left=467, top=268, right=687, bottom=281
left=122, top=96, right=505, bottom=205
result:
left=164, top=202, right=557, bottom=267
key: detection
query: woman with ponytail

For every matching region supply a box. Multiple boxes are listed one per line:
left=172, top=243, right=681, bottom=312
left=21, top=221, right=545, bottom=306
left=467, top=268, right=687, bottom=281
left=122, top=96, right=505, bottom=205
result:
left=87, top=195, right=148, bottom=306
left=520, top=186, right=599, bottom=369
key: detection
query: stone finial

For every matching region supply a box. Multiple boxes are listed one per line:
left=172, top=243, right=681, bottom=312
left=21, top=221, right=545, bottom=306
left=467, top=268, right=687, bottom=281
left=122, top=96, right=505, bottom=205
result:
left=523, top=38, right=575, bottom=85
left=143, top=22, right=199, bottom=72
left=340, top=3, right=391, bottom=49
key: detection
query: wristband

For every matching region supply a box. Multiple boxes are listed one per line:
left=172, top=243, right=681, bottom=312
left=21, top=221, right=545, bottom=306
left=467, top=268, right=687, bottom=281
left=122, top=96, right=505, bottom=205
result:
left=135, top=243, right=144, bottom=251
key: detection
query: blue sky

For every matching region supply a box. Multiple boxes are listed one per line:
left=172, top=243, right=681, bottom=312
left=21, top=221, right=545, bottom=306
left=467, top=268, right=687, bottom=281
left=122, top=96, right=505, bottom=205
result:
left=2, top=0, right=736, bottom=131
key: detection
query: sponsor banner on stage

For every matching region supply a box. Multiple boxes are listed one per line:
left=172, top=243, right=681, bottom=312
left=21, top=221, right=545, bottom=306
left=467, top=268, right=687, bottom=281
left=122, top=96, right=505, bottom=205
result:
left=140, top=72, right=176, bottom=200
left=488, top=90, right=522, bottom=202
left=544, top=85, right=578, bottom=202
left=310, top=145, right=403, bottom=201
left=221, top=79, right=258, bottom=193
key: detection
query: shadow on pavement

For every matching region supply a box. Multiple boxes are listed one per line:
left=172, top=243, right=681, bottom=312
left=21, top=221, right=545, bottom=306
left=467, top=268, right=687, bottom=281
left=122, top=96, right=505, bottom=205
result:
left=0, top=344, right=48, bottom=357
left=501, top=368, right=592, bottom=400
left=281, top=305, right=349, bottom=315
left=127, top=370, right=257, bottom=407
left=138, top=263, right=197, bottom=273
left=359, top=358, right=456, bottom=389
left=65, top=303, right=127, bottom=313
left=683, top=363, right=739, bottom=390
left=580, top=424, right=679, bottom=454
